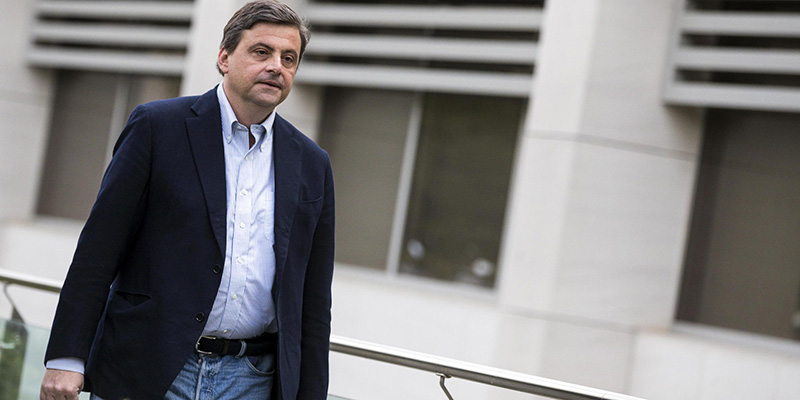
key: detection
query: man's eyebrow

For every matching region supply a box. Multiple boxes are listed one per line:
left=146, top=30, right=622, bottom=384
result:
left=249, top=42, right=298, bottom=55
left=249, top=42, right=274, bottom=51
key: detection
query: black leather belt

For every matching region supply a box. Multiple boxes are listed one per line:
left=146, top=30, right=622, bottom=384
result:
left=195, top=332, right=277, bottom=357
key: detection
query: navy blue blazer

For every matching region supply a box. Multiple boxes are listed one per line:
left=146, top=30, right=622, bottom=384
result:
left=45, top=87, right=335, bottom=400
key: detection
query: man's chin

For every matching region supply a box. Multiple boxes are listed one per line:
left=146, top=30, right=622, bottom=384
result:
left=249, top=94, right=284, bottom=111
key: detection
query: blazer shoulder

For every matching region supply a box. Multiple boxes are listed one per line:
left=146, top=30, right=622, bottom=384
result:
left=275, top=113, right=329, bottom=161
left=137, top=95, right=202, bottom=118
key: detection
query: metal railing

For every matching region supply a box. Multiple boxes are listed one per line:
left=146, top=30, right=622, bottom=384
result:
left=0, top=268, right=645, bottom=400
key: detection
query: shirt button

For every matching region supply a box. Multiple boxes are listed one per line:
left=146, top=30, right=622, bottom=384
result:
left=239, top=222, right=246, bottom=229
left=237, top=257, right=243, bottom=264
left=195, top=312, right=205, bottom=322
left=260, top=143, right=265, bottom=151
left=245, top=156, right=250, bottom=161
left=212, top=264, right=222, bottom=274
left=232, top=294, right=238, bottom=300
left=241, top=189, right=248, bottom=196
left=223, top=329, right=228, bottom=334
left=227, top=135, right=232, bottom=141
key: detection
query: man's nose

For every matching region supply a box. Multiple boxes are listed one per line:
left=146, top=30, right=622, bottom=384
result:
left=264, top=55, right=282, bottom=74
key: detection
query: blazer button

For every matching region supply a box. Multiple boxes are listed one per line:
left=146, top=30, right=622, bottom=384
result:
left=212, top=264, right=222, bottom=274
left=195, top=312, right=205, bottom=322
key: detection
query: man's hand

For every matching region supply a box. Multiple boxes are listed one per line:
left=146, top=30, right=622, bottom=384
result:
left=40, top=369, right=84, bottom=400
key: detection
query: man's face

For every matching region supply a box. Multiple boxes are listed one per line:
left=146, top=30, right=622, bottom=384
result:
left=218, top=22, right=302, bottom=118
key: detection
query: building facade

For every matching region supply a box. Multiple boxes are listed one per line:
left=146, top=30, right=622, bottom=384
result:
left=2, top=0, right=800, bottom=399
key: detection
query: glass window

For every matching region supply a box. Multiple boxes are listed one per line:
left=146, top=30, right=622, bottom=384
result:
left=317, top=87, right=414, bottom=270
left=37, top=71, right=180, bottom=220
left=37, top=71, right=118, bottom=220
left=678, top=108, right=800, bottom=340
left=399, top=94, right=523, bottom=287
left=317, top=88, right=525, bottom=288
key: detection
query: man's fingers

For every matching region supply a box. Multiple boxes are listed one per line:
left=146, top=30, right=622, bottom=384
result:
left=40, top=369, right=84, bottom=400
left=41, top=383, right=80, bottom=400
left=41, top=382, right=80, bottom=400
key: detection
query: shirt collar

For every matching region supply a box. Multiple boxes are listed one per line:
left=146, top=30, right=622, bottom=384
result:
left=217, top=83, right=276, bottom=149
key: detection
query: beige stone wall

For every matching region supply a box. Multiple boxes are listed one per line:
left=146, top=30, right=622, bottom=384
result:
left=0, top=0, right=54, bottom=220
left=500, top=0, right=703, bottom=328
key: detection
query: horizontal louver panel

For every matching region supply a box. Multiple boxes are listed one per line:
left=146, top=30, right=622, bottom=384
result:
left=296, top=61, right=532, bottom=97
left=664, top=1, right=800, bottom=112
left=28, top=47, right=184, bottom=76
left=28, top=1, right=192, bottom=75
left=665, top=82, right=800, bottom=113
left=674, top=47, right=800, bottom=74
left=35, top=1, right=193, bottom=21
left=307, top=33, right=537, bottom=64
left=681, top=11, right=800, bottom=37
left=301, top=2, right=541, bottom=97
left=32, top=23, right=190, bottom=48
left=306, top=4, right=542, bottom=31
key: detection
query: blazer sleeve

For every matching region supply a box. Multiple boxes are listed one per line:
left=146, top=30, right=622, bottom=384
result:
left=297, top=153, right=335, bottom=399
left=45, top=104, right=153, bottom=363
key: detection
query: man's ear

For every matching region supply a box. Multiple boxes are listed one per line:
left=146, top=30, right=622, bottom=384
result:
left=217, top=47, right=230, bottom=75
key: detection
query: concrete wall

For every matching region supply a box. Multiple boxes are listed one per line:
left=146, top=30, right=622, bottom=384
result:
left=0, top=0, right=58, bottom=341
left=500, top=0, right=702, bottom=329
left=630, top=328, right=800, bottom=400
left=0, top=0, right=54, bottom=220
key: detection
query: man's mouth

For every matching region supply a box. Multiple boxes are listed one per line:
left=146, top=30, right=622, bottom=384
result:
left=260, top=80, right=281, bottom=89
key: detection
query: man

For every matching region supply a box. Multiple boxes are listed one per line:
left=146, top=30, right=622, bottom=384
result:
left=40, top=1, right=334, bottom=399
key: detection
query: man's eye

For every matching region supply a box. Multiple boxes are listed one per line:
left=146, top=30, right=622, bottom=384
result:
left=283, top=56, right=296, bottom=65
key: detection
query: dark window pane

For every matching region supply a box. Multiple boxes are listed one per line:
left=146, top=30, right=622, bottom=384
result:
left=678, top=108, right=800, bottom=340
left=37, top=71, right=118, bottom=220
left=399, top=94, right=525, bottom=287
left=37, top=72, right=180, bottom=221
left=318, top=87, right=413, bottom=270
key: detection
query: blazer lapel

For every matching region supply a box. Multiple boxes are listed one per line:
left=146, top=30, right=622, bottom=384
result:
left=272, top=114, right=303, bottom=295
left=186, top=88, right=227, bottom=258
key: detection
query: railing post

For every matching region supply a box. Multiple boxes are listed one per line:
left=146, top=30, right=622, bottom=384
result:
left=0, top=283, right=28, bottom=400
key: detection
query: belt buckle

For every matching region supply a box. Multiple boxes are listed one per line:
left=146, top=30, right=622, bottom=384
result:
left=195, top=335, right=217, bottom=355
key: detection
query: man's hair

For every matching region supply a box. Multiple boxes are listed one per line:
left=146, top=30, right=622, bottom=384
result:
left=217, top=0, right=310, bottom=75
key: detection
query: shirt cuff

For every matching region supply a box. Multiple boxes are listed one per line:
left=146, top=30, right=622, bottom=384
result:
left=46, top=357, right=85, bottom=375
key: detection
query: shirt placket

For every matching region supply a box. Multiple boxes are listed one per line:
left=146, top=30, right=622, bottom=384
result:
left=221, top=124, right=255, bottom=336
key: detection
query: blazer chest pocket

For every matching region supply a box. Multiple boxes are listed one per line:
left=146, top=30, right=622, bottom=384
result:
left=295, top=196, right=323, bottom=215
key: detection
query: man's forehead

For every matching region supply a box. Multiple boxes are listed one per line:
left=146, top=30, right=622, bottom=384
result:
left=242, top=22, right=300, bottom=41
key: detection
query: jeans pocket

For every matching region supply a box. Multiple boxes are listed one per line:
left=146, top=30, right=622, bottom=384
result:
left=243, top=354, right=276, bottom=376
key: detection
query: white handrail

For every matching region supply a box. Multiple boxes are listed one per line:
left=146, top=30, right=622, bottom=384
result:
left=0, top=269, right=62, bottom=293
left=330, top=335, right=645, bottom=400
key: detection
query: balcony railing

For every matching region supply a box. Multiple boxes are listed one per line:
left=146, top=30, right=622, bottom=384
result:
left=0, top=268, right=645, bottom=400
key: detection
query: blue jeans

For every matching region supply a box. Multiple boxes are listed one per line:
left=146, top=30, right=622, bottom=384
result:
left=90, top=352, right=275, bottom=400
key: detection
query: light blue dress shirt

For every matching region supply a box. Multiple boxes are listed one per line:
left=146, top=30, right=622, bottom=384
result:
left=205, top=83, right=277, bottom=339
left=47, top=84, right=277, bottom=373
